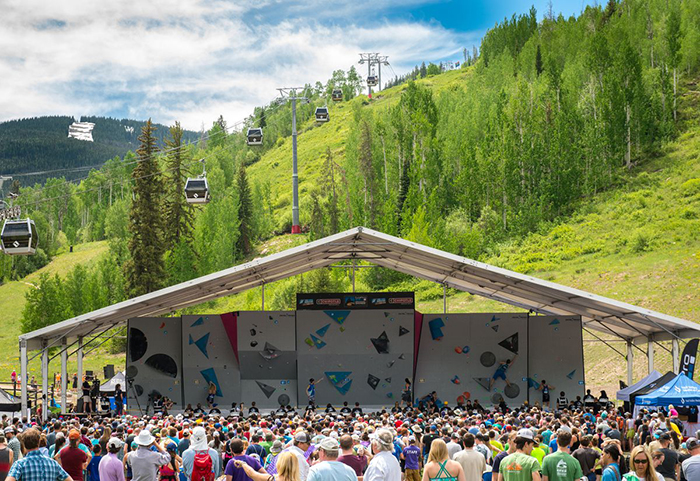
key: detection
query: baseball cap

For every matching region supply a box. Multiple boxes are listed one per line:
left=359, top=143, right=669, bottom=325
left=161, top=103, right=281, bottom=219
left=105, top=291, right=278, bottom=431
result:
left=69, top=429, right=81, bottom=440
left=107, top=437, right=124, bottom=449
left=294, top=431, right=312, bottom=443
left=659, top=432, right=671, bottom=440
left=3, top=427, right=14, bottom=434
left=517, top=428, right=534, bottom=440
left=318, top=437, right=340, bottom=452
left=686, top=438, right=700, bottom=451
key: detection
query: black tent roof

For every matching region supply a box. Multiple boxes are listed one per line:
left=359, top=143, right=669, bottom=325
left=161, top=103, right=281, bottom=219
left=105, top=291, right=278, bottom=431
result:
left=630, top=371, right=676, bottom=406
left=0, top=387, right=20, bottom=412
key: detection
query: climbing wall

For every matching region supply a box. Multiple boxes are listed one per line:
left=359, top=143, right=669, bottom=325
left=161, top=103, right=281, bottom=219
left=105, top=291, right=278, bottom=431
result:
left=414, top=313, right=529, bottom=407
left=237, top=311, right=298, bottom=408
left=126, top=317, right=183, bottom=413
left=527, top=315, right=584, bottom=404
left=296, top=309, right=414, bottom=406
left=181, top=314, right=241, bottom=409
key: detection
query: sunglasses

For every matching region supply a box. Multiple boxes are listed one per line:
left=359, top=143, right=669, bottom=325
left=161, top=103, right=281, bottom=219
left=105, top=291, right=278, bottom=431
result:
left=633, top=459, right=649, bottom=464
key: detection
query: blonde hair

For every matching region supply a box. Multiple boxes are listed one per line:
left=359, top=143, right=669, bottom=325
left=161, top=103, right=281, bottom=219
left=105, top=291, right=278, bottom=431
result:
left=630, top=445, right=655, bottom=481
left=428, top=439, right=449, bottom=464
left=276, top=451, right=301, bottom=481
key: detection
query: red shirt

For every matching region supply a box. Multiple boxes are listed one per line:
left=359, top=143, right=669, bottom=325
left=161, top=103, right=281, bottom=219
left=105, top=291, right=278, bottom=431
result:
left=60, top=446, right=88, bottom=481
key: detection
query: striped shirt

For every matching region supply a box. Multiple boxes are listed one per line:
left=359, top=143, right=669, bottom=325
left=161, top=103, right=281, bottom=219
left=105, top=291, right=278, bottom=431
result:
left=7, top=449, right=69, bottom=481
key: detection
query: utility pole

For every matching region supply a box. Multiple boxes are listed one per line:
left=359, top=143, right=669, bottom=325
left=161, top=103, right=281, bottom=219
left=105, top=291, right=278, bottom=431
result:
left=277, top=88, right=309, bottom=234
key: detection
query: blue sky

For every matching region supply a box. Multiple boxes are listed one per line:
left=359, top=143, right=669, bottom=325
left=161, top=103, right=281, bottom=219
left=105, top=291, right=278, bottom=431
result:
left=0, top=0, right=594, bottom=131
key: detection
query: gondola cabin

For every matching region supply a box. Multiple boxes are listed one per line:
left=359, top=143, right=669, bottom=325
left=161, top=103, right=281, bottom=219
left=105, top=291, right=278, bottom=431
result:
left=331, top=89, right=343, bottom=102
left=315, top=107, right=329, bottom=123
left=1, top=219, right=37, bottom=255
left=367, top=76, right=378, bottom=87
left=246, top=127, right=263, bottom=146
left=184, top=178, right=210, bottom=204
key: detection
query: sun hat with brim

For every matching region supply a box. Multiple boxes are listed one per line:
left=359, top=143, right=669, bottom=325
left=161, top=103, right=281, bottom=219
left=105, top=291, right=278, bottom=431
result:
left=271, top=440, right=284, bottom=454
left=135, top=430, right=155, bottom=446
left=411, top=425, right=422, bottom=434
left=191, top=426, right=208, bottom=450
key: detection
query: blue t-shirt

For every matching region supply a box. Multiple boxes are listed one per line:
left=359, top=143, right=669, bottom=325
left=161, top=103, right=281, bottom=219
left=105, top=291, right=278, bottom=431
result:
left=602, top=463, right=620, bottom=481
left=403, top=445, right=421, bottom=470
left=307, top=383, right=315, bottom=398
left=87, top=455, right=102, bottom=480
left=549, top=438, right=558, bottom=453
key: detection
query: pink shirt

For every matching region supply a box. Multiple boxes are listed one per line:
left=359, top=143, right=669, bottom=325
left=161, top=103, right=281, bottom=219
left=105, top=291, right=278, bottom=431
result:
left=99, top=452, right=126, bottom=481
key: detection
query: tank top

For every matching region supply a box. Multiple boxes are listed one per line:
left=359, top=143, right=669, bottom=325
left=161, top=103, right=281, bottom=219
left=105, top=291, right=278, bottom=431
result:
left=0, top=447, right=10, bottom=481
left=429, top=460, right=458, bottom=481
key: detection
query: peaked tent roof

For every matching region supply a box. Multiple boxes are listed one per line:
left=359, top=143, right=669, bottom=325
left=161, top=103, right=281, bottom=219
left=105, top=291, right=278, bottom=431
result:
left=636, top=373, right=700, bottom=406
left=20, top=227, right=700, bottom=351
left=0, top=387, right=21, bottom=412
left=629, top=371, right=677, bottom=406
left=617, top=370, right=662, bottom=402
left=100, top=371, right=125, bottom=393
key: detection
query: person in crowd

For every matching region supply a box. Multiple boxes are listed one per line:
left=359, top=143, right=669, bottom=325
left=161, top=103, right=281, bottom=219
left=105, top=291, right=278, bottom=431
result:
left=402, top=379, right=413, bottom=408
left=56, top=430, right=90, bottom=481
left=364, top=429, right=401, bottom=481
left=601, top=445, right=623, bottom=481
left=338, top=434, right=368, bottom=477
left=453, top=433, right=485, bottom=481
left=182, top=426, right=220, bottom=480
left=421, top=438, right=465, bottom=481
left=681, top=438, right=700, bottom=481
left=0, top=434, right=14, bottom=481
left=537, top=381, right=554, bottom=409
left=6, top=428, right=72, bottom=481
left=126, top=430, right=170, bottom=481
left=656, top=432, right=679, bottom=481
left=285, top=431, right=311, bottom=481
left=307, top=437, right=357, bottom=481
left=402, top=436, right=422, bottom=481
left=542, top=430, right=582, bottom=481
left=235, top=451, right=300, bottom=481
left=98, top=437, right=125, bottom=481
left=572, top=436, right=600, bottom=481
left=499, top=429, right=541, bottom=481
left=625, top=445, right=664, bottom=481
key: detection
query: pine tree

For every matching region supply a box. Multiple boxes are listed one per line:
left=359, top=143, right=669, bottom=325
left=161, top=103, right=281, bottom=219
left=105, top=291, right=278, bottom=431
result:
left=236, top=165, right=253, bottom=255
left=666, top=3, right=682, bottom=122
left=124, top=119, right=165, bottom=296
left=420, top=62, right=428, bottom=78
left=163, top=122, right=193, bottom=251
left=535, top=45, right=544, bottom=76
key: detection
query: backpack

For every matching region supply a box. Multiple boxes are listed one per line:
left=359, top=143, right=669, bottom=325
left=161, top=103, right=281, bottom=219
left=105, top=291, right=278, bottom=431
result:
left=191, top=450, right=214, bottom=481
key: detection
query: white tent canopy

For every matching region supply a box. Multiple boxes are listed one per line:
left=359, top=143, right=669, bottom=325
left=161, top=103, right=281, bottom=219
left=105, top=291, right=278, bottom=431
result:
left=100, top=371, right=125, bottom=393
left=616, top=370, right=662, bottom=402
left=20, top=226, right=700, bottom=351
left=18, top=226, right=700, bottom=416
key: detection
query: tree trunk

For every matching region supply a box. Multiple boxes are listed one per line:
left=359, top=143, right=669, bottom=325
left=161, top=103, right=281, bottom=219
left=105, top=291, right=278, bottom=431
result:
left=673, top=67, right=677, bottom=122
left=381, top=135, right=388, bottom=195
left=626, top=103, right=632, bottom=169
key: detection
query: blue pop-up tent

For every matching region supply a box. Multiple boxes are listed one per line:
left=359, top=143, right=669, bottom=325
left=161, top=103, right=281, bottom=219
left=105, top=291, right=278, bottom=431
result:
left=636, top=372, right=700, bottom=406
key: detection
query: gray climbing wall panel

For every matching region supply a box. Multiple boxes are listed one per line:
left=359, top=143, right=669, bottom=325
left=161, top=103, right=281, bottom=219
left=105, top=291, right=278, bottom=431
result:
left=181, top=314, right=241, bottom=409
left=126, top=317, right=183, bottom=413
left=414, top=313, right=529, bottom=407
left=296, top=309, right=414, bottom=406
left=527, top=315, right=584, bottom=405
left=238, top=311, right=298, bottom=408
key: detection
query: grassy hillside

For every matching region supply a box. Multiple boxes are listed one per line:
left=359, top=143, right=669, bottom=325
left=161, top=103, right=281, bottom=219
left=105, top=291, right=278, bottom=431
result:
left=213, top=78, right=700, bottom=398
left=0, top=241, right=119, bottom=382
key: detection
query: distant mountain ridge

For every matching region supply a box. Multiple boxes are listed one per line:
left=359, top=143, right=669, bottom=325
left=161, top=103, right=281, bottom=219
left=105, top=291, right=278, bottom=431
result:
left=0, top=116, right=200, bottom=185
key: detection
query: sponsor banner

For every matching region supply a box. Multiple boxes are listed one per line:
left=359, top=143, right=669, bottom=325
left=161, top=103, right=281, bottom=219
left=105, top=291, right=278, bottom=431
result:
left=296, top=292, right=414, bottom=310
left=681, top=339, right=699, bottom=379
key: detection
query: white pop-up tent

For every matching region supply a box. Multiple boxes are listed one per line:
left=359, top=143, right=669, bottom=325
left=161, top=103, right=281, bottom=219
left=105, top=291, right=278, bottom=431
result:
left=100, top=371, right=125, bottom=393
left=617, top=370, right=662, bottom=402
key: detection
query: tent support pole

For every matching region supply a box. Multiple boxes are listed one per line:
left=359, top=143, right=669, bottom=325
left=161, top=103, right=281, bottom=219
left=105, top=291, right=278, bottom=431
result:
left=672, top=338, right=680, bottom=373
left=443, top=284, right=447, bottom=314
left=60, top=338, right=67, bottom=414
left=627, top=341, right=634, bottom=385
left=77, top=337, right=83, bottom=397
left=648, top=337, right=654, bottom=374
left=351, top=261, right=356, bottom=293
left=261, top=284, right=265, bottom=311
left=41, top=343, right=48, bottom=421
left=20, top=339, right=27, bottom=417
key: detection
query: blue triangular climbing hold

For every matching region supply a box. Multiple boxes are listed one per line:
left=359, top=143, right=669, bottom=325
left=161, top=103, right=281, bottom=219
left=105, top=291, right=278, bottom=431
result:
left=192, top=333, right=210, bottom=358
left=324, top=311, right=351, bottom=325
left=311, top=334, right=326, bottom=349
left=549, top=318, right=560, bottom=325
left=188, top=334, right=194, bottom=345
left=325, top=371, right=353, bottom=395
left=191, top=317, right=204, bottom=327
left=200, top=368, right=222, bottom=396
left=566, top=369, right=576, bottom=379
left=316, top=324, right=331, bottom=337
left=491, top=315, right=500, bottom=323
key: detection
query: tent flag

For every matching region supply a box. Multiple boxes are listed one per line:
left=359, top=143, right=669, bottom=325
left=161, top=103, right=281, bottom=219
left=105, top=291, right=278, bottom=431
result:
left=616, top=370, right=661, bottom=402
left=680, top=339, right=699, bottom=379
left=636, top=372, right=700, bottom=406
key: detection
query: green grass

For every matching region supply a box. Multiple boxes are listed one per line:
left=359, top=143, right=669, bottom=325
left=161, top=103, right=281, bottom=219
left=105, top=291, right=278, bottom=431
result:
left=0, top=241, right=121, bottom=383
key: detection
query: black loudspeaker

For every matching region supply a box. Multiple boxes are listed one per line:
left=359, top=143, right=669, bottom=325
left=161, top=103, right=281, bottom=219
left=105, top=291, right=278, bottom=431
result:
left=104, top=365, right=115, bottom=379
left=85, top=370, right=93, bottom=379
left=76, top=398, right=83, bottom=412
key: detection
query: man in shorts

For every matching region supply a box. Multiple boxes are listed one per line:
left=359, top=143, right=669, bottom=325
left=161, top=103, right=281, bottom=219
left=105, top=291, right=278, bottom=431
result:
left=489, top=354, right=517, bottom=391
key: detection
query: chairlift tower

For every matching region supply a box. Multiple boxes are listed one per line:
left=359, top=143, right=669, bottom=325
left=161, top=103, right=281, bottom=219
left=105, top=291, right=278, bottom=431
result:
left=358, top=53, right=390, bottom=97
left=277, top=87, right=309, bottom=234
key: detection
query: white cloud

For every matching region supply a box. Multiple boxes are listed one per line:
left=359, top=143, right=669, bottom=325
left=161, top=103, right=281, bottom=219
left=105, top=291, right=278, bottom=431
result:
left=0, top=0, right=480, bottom=130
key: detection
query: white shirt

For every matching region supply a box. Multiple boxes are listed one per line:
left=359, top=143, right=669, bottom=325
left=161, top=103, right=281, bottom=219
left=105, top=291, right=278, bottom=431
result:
left=364, top=451, right=401, bottom=481
left=447, top=441, right=462, bottom=460
left=308, top=460, right=358, bottom=481
left=286, top=445, right=310, bottom=481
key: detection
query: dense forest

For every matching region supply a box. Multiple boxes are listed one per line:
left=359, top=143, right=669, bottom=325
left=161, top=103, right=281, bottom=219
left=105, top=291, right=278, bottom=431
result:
left=0, top=116, right=198, bottom=185
left=8, top=0, right=700, bottom=337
